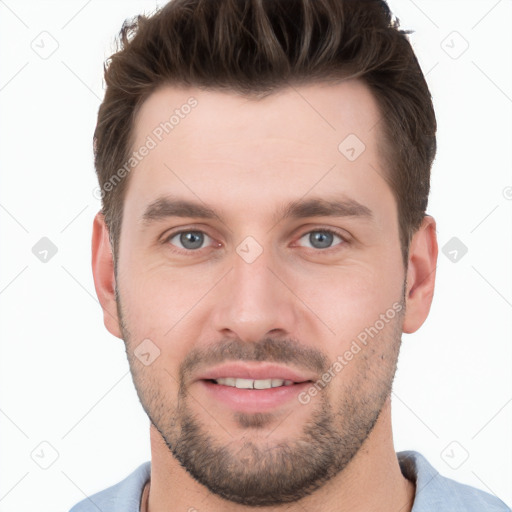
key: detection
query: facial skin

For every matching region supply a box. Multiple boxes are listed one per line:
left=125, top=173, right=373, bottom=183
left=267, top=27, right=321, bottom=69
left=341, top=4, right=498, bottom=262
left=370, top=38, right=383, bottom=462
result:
left=92, top=80, right=438, bottom=511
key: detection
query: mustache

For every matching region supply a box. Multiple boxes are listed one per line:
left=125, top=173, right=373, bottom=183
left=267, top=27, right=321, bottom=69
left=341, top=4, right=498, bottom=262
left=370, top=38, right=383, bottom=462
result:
left=179, top=336, right=329, bottom=384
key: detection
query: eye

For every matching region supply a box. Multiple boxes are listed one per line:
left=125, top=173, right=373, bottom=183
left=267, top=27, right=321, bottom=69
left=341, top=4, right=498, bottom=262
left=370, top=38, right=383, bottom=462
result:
left=165, top=230, right=214, bottom=251
left=296, top=229, right=346, bottom=250
left=163, top=228, right=347, bottom=253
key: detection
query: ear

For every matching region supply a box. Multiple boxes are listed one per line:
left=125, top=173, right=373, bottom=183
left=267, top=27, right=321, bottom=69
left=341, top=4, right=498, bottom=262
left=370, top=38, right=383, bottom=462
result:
left=91, top=211, right=122, bottom=339
left=402, top=215, right=438, bottom=334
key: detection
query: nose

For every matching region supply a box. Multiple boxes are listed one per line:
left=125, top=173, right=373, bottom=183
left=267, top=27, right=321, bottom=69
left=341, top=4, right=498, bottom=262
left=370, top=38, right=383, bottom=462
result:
left=211, top=243, right=298, bottom=343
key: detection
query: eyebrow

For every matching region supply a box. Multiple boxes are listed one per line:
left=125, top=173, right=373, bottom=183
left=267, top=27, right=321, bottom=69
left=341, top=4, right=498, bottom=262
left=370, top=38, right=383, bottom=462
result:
left=140, top=195, right=373, bottom=226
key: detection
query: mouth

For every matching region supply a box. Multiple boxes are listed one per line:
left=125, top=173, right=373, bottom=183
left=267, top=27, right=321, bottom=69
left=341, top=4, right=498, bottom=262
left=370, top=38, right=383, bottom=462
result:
left=195, top=363, right=316, bottom=413
left=196, top=362, right=316, bottom=385
left=199, top=378, right=314, bottom=413
left=204, top=377, right=310, bottom=389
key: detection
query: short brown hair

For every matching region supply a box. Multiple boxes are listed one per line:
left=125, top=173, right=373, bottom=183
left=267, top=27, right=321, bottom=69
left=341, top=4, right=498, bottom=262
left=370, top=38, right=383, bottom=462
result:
left=94, top=0, right=436, bottom=269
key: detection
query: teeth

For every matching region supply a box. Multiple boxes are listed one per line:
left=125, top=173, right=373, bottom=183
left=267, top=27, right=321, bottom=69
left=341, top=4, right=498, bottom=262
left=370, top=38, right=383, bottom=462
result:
left=214, top=378, right=295, bottom=389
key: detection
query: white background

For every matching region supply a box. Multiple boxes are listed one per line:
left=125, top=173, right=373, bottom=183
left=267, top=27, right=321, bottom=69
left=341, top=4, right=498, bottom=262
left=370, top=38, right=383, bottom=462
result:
left=0, top=1, right=511, bottom=511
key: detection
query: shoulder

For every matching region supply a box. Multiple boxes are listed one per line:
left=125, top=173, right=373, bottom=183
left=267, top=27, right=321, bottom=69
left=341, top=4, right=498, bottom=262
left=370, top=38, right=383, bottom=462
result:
left=398, top=451, right=510, bottom=512
left=69, top=461, right=151, bottom=512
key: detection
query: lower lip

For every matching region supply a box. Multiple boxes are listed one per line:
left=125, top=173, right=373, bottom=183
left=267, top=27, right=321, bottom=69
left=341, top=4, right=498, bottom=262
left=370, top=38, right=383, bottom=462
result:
left=198, top=380, right=312, bottom=413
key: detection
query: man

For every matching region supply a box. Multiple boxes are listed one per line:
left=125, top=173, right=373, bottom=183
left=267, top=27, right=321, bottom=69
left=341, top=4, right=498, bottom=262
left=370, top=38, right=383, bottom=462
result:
left=70, top=0, right=510, bottom=510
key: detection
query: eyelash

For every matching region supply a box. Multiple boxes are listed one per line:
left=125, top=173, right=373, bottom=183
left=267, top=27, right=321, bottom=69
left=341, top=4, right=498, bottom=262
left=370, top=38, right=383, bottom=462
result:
left=162, top=227, right=349, bottom=254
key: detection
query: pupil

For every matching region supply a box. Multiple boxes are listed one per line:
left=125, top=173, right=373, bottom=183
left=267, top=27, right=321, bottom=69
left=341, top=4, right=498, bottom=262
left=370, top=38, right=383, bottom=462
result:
left=180, top=231, right=203, bottom=249
left=310, top=231, right=333, bottom=249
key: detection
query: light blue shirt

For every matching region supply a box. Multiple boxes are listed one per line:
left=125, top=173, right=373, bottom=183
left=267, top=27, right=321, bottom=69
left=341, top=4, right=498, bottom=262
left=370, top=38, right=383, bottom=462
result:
left=69, top=450, right=510, bottom=511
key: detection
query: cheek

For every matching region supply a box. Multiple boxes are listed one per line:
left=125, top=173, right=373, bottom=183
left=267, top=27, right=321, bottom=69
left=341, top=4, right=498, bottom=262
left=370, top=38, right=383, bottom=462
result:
left=119, top=261, right=213, bottom=332
left=117, top=265, right=219, bottom=376
left=292, top=259, right=403, bottom=339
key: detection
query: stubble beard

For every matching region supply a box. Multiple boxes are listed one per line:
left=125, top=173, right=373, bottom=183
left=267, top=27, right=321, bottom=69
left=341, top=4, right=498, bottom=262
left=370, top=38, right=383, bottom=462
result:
left=117, top=291, right=405, bottom=506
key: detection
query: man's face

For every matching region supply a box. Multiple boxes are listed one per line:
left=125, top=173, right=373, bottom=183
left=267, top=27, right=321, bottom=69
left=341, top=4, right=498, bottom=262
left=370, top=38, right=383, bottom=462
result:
left=114, top=80, right=406, bottom=505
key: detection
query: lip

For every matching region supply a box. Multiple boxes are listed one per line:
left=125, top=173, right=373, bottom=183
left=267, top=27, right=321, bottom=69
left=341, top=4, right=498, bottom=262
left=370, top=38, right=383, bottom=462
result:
left=195, top=362, right=315, bottom=383
left=198, top=379, right=313, bottom=413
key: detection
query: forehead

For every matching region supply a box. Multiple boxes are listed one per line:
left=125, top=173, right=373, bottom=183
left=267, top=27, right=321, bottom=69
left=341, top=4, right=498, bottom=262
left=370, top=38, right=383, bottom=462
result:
left=132, top=79, right=382, bottom=158
left=124, top=80, right=391, bottom=221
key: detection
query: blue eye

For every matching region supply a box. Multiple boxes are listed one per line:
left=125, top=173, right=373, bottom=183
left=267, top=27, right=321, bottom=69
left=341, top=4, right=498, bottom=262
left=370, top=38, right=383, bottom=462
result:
left=163, top=228, right=346, bottom=254
left=297, top=229, right=345, bottom=250
left=167, top=230, right=213, bottom=250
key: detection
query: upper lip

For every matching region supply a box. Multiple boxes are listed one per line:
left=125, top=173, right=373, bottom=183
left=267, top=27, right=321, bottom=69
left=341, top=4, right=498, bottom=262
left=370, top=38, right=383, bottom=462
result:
left=196, top=363, right=315, bottom=383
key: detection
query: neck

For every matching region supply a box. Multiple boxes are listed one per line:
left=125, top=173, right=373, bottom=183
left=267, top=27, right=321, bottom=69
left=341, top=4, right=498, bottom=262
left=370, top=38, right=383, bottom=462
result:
left=147, top=398, right=415, bottom=512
